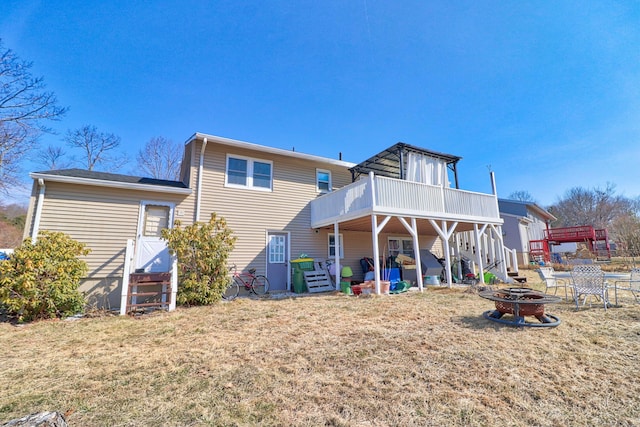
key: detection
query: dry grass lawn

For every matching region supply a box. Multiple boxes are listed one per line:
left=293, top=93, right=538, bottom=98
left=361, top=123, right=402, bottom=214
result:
left=1, top=270, right=640, bottom=426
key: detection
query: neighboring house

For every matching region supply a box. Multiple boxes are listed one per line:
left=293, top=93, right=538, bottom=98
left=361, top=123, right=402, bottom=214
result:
left=23, top=133, right=509, bottom=310
left=498, top=199, right=556, bottom=266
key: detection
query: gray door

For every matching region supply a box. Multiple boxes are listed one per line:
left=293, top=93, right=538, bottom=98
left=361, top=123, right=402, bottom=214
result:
left=267, top=232, right=288, bottom=291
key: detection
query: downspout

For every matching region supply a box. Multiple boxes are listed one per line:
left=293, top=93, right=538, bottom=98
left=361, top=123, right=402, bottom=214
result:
left=31, top=179, right=46, bottom=243
left=195, top=137, right=208, bottom=222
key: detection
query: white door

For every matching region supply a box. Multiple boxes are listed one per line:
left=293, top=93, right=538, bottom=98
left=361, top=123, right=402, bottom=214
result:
left=135, top=202, right=173, bottom=273
left=267, top=232, right=288, bottom=291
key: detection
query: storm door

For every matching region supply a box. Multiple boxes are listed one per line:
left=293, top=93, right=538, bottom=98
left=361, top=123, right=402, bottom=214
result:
left=135, top=202, right=174, bottom=273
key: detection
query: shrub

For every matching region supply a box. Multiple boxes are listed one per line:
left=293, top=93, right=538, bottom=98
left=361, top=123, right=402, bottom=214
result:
left=0, top=231, right=90, bottom=322
left=162, top=213, right=236, bottom=306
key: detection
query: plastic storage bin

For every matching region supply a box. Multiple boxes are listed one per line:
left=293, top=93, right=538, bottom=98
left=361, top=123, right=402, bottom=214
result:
left=291, top=258, right=314, bottom=293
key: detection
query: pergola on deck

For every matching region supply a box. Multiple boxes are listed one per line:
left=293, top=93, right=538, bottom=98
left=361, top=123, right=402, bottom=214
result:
left=310, top=143, right=510, bottom=294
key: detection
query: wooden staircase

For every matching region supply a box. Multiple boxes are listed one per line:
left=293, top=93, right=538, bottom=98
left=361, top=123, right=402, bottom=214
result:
left=302, top=261, right=335, bottom=293
left=125, top=272, right=172, bottom=313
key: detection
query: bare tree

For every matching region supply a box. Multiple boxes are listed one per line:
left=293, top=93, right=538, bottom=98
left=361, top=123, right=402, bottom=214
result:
left=610, top=213, right=640, bottom=257
left=0, top=202, right=26, bottom=247
left=548, top=183, right=635, bottom=229
left=36, top=144, right=71, bottom=170
left=508, top=190, right=536, bottom=203
left=65, top=125, right=127, bottom=171
left=0, top=40, right=67, bottom=191
left=136, top=136, right=183, bottom=180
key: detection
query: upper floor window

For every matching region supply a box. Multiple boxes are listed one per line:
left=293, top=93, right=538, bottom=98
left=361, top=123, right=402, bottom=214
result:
left=316, top=169, right=332, bottom=193
left=226, top=155, right=273, bottom=191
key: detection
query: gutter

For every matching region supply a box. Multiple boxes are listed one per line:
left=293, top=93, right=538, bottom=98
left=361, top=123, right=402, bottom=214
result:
left=195, top=137, right=208, bottom=222
left=28, top=173, right=192, bottom=195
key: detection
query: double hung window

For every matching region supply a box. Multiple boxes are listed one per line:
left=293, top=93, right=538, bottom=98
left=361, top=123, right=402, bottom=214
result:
left=328, top=233, right=344, bottom=258
left=316, top=169, right=332, bottom=193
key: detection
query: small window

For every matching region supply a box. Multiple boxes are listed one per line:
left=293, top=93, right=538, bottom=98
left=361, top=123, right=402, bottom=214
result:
left=388, top=237, right=413, bottom=258
left=268, top=235, right=286, bottom=264
left=143, top=205, right=170, bottom=237
left=226, top=155, right=272, bottom=191
left=317, top=169, right=331, bottom=193
left=328, top=233, right=344, bottom=258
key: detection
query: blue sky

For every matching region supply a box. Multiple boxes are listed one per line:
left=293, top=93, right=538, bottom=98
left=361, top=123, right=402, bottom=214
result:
left=2, top=0, right=640, bottom=207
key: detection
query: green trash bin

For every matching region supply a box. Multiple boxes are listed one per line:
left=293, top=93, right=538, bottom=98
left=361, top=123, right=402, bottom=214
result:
left=293, top=269, right=306, bottom=293
left=291, top=258, right=314, bottom=293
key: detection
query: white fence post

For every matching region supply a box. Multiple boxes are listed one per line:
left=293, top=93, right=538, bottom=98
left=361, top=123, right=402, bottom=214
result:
left=169, top=255, right=178, bottom=311
left=119, top=239, right=135, bottom=315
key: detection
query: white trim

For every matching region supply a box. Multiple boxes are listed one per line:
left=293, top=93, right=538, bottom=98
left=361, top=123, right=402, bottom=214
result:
left=119, top=239, right=135, bottom=315
left=501, top=212, right=534, bottom=224
left=328, top=233, right=344, bottom=259
left=190, top=132, right=356, bottom=168
left=29, top=173, right=192, bottom=195
left=225, top=153, right=273, bottom=192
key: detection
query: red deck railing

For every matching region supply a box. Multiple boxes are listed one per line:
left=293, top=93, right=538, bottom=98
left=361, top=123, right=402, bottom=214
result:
left=545, top=226, right=596, bottom=242
left=531, top=225, right=611, bottom=261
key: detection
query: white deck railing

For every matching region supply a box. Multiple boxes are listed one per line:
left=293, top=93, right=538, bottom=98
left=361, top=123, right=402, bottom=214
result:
left=311, top=174, right=500, bottom=228
left=310, top=178, right=373, bottom=224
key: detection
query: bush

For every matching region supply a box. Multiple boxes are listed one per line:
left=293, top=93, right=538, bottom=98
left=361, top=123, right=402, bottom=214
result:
left=0, top=231, right=90, bottom=322
left=162, top=213, right=236, bottom=306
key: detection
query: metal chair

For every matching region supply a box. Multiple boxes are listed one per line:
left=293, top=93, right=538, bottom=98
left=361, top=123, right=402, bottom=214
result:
left=613, top=268, right=640, bottom=305
left=570, top=265, right=610, bottom=310
left=537, top=266, right=570, bottom=300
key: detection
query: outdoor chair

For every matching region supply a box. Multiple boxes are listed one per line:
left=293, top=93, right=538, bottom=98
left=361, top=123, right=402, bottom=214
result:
left=537, top=266, right=570, bottom=300
left=613, top=268, right=640, bottom=305
left=570, top=265, right=610, bottom=310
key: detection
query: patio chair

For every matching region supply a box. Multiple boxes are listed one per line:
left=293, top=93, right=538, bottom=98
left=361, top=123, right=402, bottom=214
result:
left=570, top=265, right=610, bottom=310
left=613, top=268, right=640, bottom=305
left=537, top=266, right=570, bottom=300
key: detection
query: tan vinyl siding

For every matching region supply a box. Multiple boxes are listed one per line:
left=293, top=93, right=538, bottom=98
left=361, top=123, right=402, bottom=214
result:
left=37, top=182, right=188, bottom=278
left=80, top=277, right=122, bottom=310
left=196, top=142, right=352, bottom=277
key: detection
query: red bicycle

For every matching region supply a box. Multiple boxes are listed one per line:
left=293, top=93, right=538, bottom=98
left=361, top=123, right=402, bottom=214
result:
left=223, top=264, right=270, bottom=300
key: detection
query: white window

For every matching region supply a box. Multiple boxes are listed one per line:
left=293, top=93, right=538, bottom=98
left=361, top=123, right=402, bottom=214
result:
left=388, top=237, right=414, bottom=258
left=328, top=233, right=344, bottom=258
left=226, top=155, right=273, bottom=191
left=268, top=235, right=286, bottom=263
left=316, top=169, right=332, bottom=193
left=143, top=205, right=171, bottom=237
